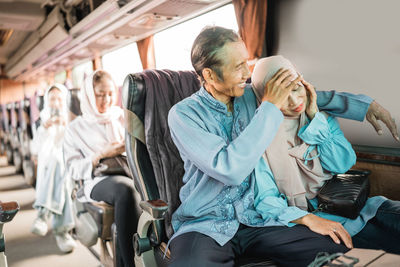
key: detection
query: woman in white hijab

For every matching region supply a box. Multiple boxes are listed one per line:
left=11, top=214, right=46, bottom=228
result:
left=63, top=70, right=140, bottom=267
left=251, top=55, right=399, bottom=254
left=30, top=84, right=77, bottom=253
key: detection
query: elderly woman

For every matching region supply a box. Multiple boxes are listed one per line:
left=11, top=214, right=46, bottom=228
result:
left=63, top=70, right=140, bottom=267
left=30, top=84, right=76, bottom=253
left=251, top=55, right=400, bottom=254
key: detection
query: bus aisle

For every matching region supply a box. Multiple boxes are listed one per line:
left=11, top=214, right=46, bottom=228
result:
left=0, top=156, right=101, bottom=267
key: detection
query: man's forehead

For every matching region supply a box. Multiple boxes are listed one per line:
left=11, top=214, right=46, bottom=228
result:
left=219, top=41, right=248, bottom=66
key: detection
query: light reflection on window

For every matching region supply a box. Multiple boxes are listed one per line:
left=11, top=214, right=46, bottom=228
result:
left=154, top=4, right=238, bottom=71
left=54, top=70, right=67, bottom=84
left=102, top=42, right=143, bottom=86
left=72, top=60, right=93, bottom=89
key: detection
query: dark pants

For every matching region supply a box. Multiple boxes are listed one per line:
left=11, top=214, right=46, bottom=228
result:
left=169, top=224, right=348, bottom=267
left=91, top=175, right=141, bottom=267
left=170, top=200, right=400, bottom=267
left=353, top=199, right=400, bottom=254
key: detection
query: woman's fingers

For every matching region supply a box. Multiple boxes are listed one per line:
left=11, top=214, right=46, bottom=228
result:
left=366, top=101, right=399, bottom=141
left=328, top=231, right=341, bottom=245
left=366, top=112, right=383, bottom=135
left=334, top=225, right=353, bottom=249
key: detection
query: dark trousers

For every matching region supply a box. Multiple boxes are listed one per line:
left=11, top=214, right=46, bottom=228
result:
left=169, top=224, right=348, bottom=267
left=353, top=199, right=400, bottom=254
left=91, top=175, right=141, bottom=267
left=170, top=200, right=400, bottom=267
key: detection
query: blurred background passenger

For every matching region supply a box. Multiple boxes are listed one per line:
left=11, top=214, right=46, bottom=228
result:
left=63, top=70, right=139, bottom=267
left=30, top=84, right=77, bottom=253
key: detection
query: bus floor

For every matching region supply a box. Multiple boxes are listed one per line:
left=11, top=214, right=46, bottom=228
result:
left=0, top=156, right=101, bottom=267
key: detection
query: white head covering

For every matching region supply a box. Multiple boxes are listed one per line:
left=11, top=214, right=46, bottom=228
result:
left=40, top=83, right=68, bottom=123
left=81, top=70, right=123, bottom=124
left=251, top=55, right=299, bottom=103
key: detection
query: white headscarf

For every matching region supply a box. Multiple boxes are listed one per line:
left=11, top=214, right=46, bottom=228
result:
left=80, top=70, right=124, bottom=143
left=80, top=70, right=123, bottom=124
left=40, top=83, right=68, bottom=123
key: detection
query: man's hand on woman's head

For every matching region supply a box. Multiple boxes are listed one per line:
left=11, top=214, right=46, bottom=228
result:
left=262, top=68, right=302, bottom=109
left=301, top=78, right=318, bottom=120
left=366, top=101, right=399, bottom=141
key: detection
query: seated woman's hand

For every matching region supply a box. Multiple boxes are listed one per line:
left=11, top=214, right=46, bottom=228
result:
left=92, top=142, right=125, bottom=167
left=43, top=118, right=53, bottom=129
left=292, top=213, right=353, bottom=249
left=52, top=116, right=66, bottom=126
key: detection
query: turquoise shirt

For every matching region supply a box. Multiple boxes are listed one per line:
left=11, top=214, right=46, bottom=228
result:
left=168, top=85, right=373, bottom=246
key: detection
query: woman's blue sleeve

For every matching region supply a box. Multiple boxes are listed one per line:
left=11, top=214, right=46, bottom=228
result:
left=316, top=90, right=372, bottom=122
left=298, top=112, right=356, bottom=174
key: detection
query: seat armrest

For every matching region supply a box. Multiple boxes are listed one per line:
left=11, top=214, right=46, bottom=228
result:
left=139, top=200, right=168, bottom=220
left=0, top=201, right=19, bottom=223
left=134, top=199, right=169, bottom=259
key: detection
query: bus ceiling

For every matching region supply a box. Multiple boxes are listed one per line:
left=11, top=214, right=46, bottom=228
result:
left=0, top=0, right=231, bottom=81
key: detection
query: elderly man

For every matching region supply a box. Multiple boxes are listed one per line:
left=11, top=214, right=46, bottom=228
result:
left=167, top=26, right=398, bottom=267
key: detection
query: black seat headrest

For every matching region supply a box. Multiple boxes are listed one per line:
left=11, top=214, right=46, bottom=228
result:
left=36, top=95, right=44, bottom=111
left=67, top=88, right=82, bottom=116
left=123, top=69, right=201, bottom=239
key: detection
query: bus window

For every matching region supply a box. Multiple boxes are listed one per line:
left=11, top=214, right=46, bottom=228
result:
left=54, top=70, right=66, bottom=85
left=154, top=4, right=238, bottom=71
left=102, top=43, right=143, bottom=87
left=72, top=60, right=93, bottom=89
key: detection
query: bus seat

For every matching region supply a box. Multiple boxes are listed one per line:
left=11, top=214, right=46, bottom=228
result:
left=66, top=88, right=82, bottom=122
left=122, top=69, right=277, bottom=267
left=10, top=102, right=22, bottom=173
left=33, top=93, right=44, bottom=130
left=66, top=88, right=119, bottom=267
left=29, top=93, right=41, bottom=135
left=0, top=200, right=19, bottom=267
left=19, top=99, right=36, bottom=186
left=0, top=105, right=7, bottom=156
left=4, top=104, right=13, bottom=164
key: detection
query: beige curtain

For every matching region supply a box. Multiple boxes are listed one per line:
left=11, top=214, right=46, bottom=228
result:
left=137, top=35, right=156, bottom=70
left=233, top=0, right=268, bottom=71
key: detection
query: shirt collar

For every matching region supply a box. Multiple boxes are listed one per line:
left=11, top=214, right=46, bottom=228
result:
left=198, top=86, right=230, bottom=114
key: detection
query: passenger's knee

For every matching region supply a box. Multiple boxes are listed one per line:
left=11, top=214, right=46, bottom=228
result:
left=113, top=178, right=135, bottom=204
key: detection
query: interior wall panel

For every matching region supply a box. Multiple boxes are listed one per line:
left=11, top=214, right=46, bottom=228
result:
left=275, top=0, right=400, bottom=148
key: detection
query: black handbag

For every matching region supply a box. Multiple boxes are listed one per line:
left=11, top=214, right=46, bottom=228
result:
left=93, top=155, right=131, bottom=178
left=315, top=170, right=370, bottom=219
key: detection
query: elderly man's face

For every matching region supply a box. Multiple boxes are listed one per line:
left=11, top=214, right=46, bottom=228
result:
left=207, top=41, right=251, bottom=103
